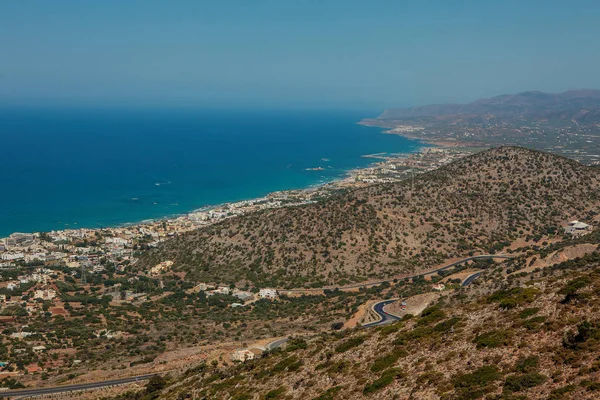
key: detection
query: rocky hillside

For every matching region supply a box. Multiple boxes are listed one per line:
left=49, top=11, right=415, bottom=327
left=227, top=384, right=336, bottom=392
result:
left=139, top=147, right=600, bottom=288
left=115, top=241, right=600, bottom=400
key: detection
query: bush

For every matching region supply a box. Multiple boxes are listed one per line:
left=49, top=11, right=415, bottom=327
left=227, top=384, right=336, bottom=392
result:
left=312, top=386, right=342, bottom=400
left=503, top=372, right=547, bottom=393
left=272, top=356, right=302, bottom=374
left=370, top=347, right=408, bottom=372
left=473, top=330, right=510, bottom=348
left=265, top=386, right=287, bottom=399
left=487, top=287, right=539, bottom=309
left=518, top=307, right=540, bottom=319
left=335, top=336, right=365, bottom=353
left=363, top=368, right=403, bottom=395
left=514, top=356, right=539, bottom=373
left=452, top=365, right=502, bottom=399
left=417, top=305, right=446, bottom=326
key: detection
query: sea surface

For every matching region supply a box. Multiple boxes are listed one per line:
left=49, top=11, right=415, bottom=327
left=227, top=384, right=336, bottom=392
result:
left=0, top=108, right=422, bottom=237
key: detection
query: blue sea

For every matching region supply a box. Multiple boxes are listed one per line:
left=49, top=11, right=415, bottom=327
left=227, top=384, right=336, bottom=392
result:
left=0, top=108, right=422, bottom=237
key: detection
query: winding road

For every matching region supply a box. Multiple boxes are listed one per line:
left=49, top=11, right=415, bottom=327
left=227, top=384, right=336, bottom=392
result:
left=362, top=300, right=401, bottom=328
left=281, top=254, right=513, bottom=293
left=462, top=271, right=482, bottom=286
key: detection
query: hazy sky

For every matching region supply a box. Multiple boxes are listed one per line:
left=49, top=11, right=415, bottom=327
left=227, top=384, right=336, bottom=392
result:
left=2, top=0, right=600, bottom=109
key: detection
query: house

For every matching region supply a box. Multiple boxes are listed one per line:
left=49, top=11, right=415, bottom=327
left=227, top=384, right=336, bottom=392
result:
left=232, top=289, right=253, bottom=301
left=32, top=345, right=47, bottom=353
left=432, top=283, right=445, bottom=291
left=231, top=349, right=255, bottom=362
left=6, top=282, right=19, bottom=291
left=564, top=220, right=592, bottom=236
left=259, top=288, right=278, bottom=299
left=33, top=289, right=57, bottom=301
left=149, top=260, right=173, bottom=276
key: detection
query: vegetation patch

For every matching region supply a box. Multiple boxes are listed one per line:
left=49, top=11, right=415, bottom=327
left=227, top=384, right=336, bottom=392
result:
left=518, top=307, right=540, bottom=319
left=417, top=305, right=446, bottom=326
left=452, top=365, right=502, bottom=399
left=363, top=368, right=403, bottom=395
left=335, top=336, right=365, bottom=353
left=271, top=355, right=302, bottom=374
left=473, top=329, right=511, bottom=348
left=503, top=372, right=547, bottom=393
left=312, top=386, right=342, bottom=400
left=370, top=347, right=408, bottom=372
left=264, top=386, right=287, bottom=399
left=487, top=287, right=539, bottom=309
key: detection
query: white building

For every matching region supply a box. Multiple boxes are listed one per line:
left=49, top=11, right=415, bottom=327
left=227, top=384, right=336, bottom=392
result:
left=33, top=289, right=57, bottom=301
left=565, top=220, right=592, bottom=236
left=258, top=288, right=278, bottom=299
left=1, top=253, right=24, bottom=261
left=231, top=349, right=255, bottom=362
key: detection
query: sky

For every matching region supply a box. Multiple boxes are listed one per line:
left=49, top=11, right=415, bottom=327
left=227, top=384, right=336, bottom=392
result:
left=1, top=0, right=600, bottom=109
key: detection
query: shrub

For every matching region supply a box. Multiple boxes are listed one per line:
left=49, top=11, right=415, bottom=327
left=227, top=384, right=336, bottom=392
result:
left=514, top=356, right=539, bottom=373
left=370, top=347, right=408, bottom=372
left=473, top=330, right=511, bottom=348
left=272, top=356, right=301, bottom=373
left=452, top=365, right=502, bottom=399
left=418, top=305, right=446, bottom=326
left=433, top=317, right=461, bottom=332
left=265, top=386, right=287, bottom=399
left=503, top=373, right=547, bottom=393
left=487, top=287, right=539, bottom=309
left=312, top=386, right=342, bottom=400
left=335, top=336, right=365, bottom=353
left=363, top=368, right=403, bottom=395
left=518, top=307, right=540, bottom=319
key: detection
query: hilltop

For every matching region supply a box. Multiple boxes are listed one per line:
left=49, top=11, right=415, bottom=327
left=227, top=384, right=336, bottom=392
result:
left=139, top=147, right=600, bottom=288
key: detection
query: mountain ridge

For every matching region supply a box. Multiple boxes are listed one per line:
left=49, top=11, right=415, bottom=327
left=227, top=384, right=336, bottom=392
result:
left=378, top=89, right=600, bottom=120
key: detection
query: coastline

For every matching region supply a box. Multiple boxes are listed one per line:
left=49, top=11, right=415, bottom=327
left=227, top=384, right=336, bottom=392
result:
left=0, top=118, right=481, bottom=246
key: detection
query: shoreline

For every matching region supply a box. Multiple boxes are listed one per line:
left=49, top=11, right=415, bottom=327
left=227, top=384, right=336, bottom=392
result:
left=0, top=124, right=478, bottom=245
left=0, top=142, right=428, bottom=242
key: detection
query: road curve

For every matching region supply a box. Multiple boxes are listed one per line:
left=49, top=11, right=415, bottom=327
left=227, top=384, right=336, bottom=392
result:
left=362, top=300, right=401, bottom=328
left=281, top=254, right=513, bottom=293
left=266, top=338, right=289, bottom=351
left=0, top=373, right=158, bottom=398
left=462, top=271, right=482, bottom=286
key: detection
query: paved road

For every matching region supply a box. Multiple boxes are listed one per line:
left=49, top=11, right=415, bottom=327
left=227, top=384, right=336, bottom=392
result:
left=266, top=338, right=289, bottom=351
left=0, top=373, right=158, bottom=398
left=281, top=254, right=513, bottom=293
left=462, top=271, right=482, bottom=286
left=362, top=300, right=401, bottom=328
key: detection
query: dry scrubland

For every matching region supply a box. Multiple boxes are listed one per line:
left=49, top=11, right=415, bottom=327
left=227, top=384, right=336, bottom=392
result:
left=115, top=244, right=600, bottom=400
left=140, top=147, right=600, bottom=288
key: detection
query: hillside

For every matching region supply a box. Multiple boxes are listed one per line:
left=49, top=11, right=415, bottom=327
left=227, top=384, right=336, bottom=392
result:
left=139, top=147, right=600, bottom=288
left=378, top=89, right=600, bottom=121
left=112, top=240, right=600, bottom=400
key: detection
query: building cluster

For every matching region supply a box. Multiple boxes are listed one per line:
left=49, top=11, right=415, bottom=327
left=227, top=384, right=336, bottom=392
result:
left=351, top=148, right=474, bottom=185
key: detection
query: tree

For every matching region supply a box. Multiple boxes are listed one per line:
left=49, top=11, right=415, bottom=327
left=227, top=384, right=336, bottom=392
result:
left=145, top=375, right=167, bottom=394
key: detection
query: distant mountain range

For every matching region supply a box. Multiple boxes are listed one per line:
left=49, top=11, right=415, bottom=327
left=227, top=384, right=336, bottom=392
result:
left=379, top=89, right=600, bottom=121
